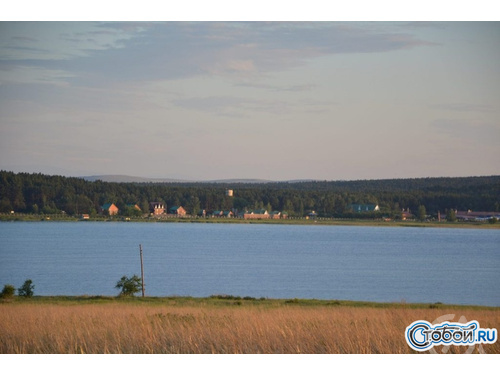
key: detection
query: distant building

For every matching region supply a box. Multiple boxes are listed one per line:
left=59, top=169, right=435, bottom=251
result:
left=350, top=204, right=380, bottom=213
left=212, top=210, right=223, bottom=217
left=270, top=211, right=282, bottom=219
left=243, top=209, right=270, bottom=219
left=80, top=214, right=90, bottom=220
left=455, top=210, right=500, bottom=221
left=306, top=211, right=318, bottom=219
left=170, top=206, right=186, bottom=216
left=401, top=209, right=413, bottom=220
left=101, top=203, right=119, bottom=215
left=226, top=189, right=233, bottom=197
left=223, top=210, right=234, bottom=218
left=149, top=202, right=165, bottom=216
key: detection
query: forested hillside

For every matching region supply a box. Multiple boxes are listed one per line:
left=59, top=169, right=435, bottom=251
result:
left=1, top=171, right=499, bottom=218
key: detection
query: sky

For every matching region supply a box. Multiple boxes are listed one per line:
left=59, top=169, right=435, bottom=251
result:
left=0, top=19, right=499, bottom=181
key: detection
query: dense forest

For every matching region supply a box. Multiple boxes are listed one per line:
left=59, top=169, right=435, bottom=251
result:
left=1, top=171, right=499, bottom=218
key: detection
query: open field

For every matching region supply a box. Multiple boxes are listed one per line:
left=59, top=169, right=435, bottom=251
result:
left=1, top=296, right=499, bottom=354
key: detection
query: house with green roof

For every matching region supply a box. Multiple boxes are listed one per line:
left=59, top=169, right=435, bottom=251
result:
left=270, top=211, right=281, bottom=219
left=223, top=210, right=234, bottom=218
left=101, top=203, right=119, bottom=215
left=170, top=206, right=186, bottom=216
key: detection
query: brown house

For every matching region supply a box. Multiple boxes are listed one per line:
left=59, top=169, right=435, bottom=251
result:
left=401, top=209, right=413, bottom=221
left=270, top=211, right=281, bottom=219
left=149, top=202, right=165, bottom=216
left=243, top=209, right=270, bottom=219
left=170, top=206, right=186, bottom=216
left=101, top=203, right=119, bottom=216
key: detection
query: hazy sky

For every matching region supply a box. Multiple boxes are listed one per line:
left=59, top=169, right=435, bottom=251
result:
left=0, top=21, right=499, bottom=180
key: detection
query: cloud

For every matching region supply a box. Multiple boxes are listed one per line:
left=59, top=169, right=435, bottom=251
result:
left=431, top=118, right=500, bottom=144
left=1, top=22, right=433, bottom=87
left=171, top=95, right=290, bottom=117
left=0, top=65, right=74, bottom=86
left=431, top=103, right=497, bottom=113
left=0, top=22, right=138, bottom=61
left=235, top=82, right=318, bottom=92
left=171, top=93, right=336, bottom=117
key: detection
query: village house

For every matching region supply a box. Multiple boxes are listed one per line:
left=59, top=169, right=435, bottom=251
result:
left=211, top=210, right=223, bottom=217
left=401, top=209, right=413, bottom=221
left=455, top=210, right=500, bottom=221
left=223, top=210, right=234, bottom=218
left=270, top=211, right=282, bottom=219
left=101, top=203, right=119, bottom=216
left=80, top=214, right=90, bottom=220
left=149, top=202, right=165, bottom=216
left=243, top=209, right=270, bottom=219
left=170, top=206, right=186, bottom=216
left=306, top=211, right=318, bottom=219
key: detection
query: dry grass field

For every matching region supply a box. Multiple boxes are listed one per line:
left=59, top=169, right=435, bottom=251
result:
left=1, top=297, right=499, bottom=354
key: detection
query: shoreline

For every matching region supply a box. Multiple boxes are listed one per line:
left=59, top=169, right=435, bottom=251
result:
left=1, top=213, right=499, bottom=229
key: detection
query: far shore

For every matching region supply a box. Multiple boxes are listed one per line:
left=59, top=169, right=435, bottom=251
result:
left=1, top=213, right=499, bottom=229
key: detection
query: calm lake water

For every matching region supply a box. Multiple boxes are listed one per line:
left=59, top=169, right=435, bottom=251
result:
left=0, top=222, right=498, bottom=305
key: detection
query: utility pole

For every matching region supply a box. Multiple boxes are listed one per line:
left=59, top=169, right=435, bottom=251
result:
left=139, top=244, right=145, bottom=297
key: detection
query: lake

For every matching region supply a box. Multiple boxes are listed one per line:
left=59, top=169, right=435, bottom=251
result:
left=0, top=222, right=498, bottom=306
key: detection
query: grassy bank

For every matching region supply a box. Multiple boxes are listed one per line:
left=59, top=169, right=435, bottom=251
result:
left=1, top=296, right=499, bottom=354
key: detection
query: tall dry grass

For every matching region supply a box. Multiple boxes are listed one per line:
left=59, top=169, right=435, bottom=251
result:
left=1, top=303, right=499, bottom=354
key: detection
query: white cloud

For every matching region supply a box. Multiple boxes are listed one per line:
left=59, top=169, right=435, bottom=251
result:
left=431, top=103, right=497, bottom=113
left=431, top=118, right=500, bottom=144
left=0, top=22, right=144, bottom=61
left=1, top=22, right=433, bottom=87
left=0, top=65, right=74, bottom=86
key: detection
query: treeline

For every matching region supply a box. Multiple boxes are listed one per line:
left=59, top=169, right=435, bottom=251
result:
left=1, top=171, right=499, bottom=218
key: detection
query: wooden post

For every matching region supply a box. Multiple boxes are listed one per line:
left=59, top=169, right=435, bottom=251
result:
left=139, top=244, right=145, bottom=297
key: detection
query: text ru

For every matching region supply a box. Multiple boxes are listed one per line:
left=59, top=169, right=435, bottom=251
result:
left=477, top=329, right=497, bottom=343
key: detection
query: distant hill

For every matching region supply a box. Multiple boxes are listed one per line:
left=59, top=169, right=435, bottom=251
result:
left=203, top=178, right=273, bottom=184
left=82, top=175, right=272, bottom=184
left=82, top=175, right=189, bottom=183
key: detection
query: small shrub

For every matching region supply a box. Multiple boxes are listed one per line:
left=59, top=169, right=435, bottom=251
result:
left=210, top=295, right=242, bottom=300
left=429, top=302, right=443, bottom=309
left=0, top=284, right=16, bottom=299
